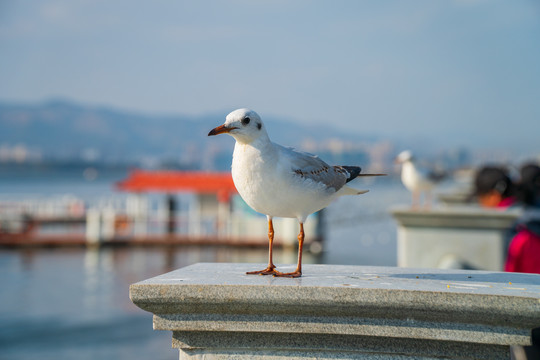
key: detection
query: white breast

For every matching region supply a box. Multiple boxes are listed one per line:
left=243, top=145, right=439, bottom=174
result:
left=232, top=142, right=336, bottom=220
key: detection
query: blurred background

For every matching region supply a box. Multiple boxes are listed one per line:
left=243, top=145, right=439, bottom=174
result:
left=1, top=1, right=539, bottom=359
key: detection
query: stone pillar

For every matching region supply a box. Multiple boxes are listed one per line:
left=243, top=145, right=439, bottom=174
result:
left=391, top=206, right=522, bottom=271
left=101, top=207, right=116, bottom=241
left=85, top=208, right=101, bottom=245
left=166, top=194, right=177, bottom=235
left=130, top=263, right=540, bottom=359
left=126, top=193, right=149, bottom=236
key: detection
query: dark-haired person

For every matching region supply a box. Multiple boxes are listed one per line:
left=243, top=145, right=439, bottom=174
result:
left=518, top=163, right=540, bottom=208
left=504, top=164, right=540, bottom=274
left=473, top=166, right=516, bottom=208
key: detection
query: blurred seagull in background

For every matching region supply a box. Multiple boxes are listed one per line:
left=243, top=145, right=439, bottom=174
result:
left=395, top=150, right=445, bottom=209
left=208, top=108, right=385, bottom=278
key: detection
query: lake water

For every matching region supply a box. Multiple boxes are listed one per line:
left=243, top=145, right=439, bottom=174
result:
left=0, top=167, right=415, bottom=360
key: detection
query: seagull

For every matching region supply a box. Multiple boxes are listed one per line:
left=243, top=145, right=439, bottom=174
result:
left=395, top=150, right=445, bottom=208
left=208, top=108, right=385, bottom=277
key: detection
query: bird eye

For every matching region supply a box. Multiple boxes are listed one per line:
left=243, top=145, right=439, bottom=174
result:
left=241, top=117, right=250, bottom=125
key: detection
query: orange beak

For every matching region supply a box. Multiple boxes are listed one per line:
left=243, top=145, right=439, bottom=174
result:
left=208, top=124, right=236, bottom=136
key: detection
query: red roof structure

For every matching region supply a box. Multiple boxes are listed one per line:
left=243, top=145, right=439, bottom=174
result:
left=116, top=170, right=237, bottom=202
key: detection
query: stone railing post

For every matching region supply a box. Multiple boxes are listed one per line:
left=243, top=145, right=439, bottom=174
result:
left=130, top=263, right=540, bottom=359
left=391, top=206, right=522, bottom=271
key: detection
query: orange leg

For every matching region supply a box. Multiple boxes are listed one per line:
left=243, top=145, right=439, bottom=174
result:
left=246, top=218, right=278, bottom=275
left=274, top=222, right=303, bottom=278
left=424, top=191, right=432, bottom=209
left=411, top=190, right=420, bottom=209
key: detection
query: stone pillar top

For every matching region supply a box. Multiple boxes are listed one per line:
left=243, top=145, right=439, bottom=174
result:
left=130, top=263, right=540, bottom=329
left=391, top=205, right=522, bottom=229
left=130, top=263, right=540, bottom=358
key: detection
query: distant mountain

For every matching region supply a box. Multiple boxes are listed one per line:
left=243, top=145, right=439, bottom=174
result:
left=0, top=99, right=382, bottom=170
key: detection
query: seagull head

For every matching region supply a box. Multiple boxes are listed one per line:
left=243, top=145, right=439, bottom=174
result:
left=208, top=108, right=266, bottom=144
left=395, top=150, right=414, bottom=164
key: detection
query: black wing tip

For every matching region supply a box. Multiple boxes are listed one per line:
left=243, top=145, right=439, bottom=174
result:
left=340, top=166, right=362, bottom=183
left=339, top=166, right=387, bottom=183
left=428, top=171, right=446, bottom=182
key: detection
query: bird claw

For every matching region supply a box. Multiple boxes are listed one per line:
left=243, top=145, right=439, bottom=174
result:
left=272, top=271, right=302, bottom=278
left=246, top=267, right=302, bottom=278
left=246, top=266, right=278, bottom=275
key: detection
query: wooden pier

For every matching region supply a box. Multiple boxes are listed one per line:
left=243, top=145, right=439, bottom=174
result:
left=0, top=232, right=320, bottom=249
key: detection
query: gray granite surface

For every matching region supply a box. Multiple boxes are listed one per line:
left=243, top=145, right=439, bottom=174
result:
left=130, top=263, right=540, bottom=359
left=131, top=262, right=540, bottom=295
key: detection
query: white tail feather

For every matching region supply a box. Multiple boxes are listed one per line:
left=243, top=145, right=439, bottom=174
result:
left=339, top=186, right=369, bottom=196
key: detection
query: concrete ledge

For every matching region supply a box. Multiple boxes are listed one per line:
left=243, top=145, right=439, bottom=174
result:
left=391, top=206, right=522, bottom=230
left=391, top=206, right=523, bottom=270
left=130, top=263, right=540, bottom=359
left=171, top=332, right=509, bottom=359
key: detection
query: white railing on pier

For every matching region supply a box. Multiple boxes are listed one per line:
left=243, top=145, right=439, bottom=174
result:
left=0, top=194, right=320, bottom=245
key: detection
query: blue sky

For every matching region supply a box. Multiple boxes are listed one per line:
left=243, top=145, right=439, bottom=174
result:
left=1, top=1, right=539, bottom=155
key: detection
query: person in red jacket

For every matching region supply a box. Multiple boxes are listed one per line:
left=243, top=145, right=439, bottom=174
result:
left=473, top=165, right=540, bottom=274
left=505, top=164, right=540, bottom=274
left=504, top=221, right=540, bottom=273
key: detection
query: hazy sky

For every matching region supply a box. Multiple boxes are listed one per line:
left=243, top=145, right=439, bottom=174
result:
left=1, top=1, right=539, bottom=155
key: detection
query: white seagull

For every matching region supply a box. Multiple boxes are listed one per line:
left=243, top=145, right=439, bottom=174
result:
left=208, top=108, right=385, bottom=277
left=395, top=150, right=445, bottom=208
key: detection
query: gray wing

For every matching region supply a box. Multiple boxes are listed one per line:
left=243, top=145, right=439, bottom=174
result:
left=277, top=144, right=349, bottom=191
left=418, top=165, right=446, bottom=183
left=427, top=169, right=446, bottom=182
